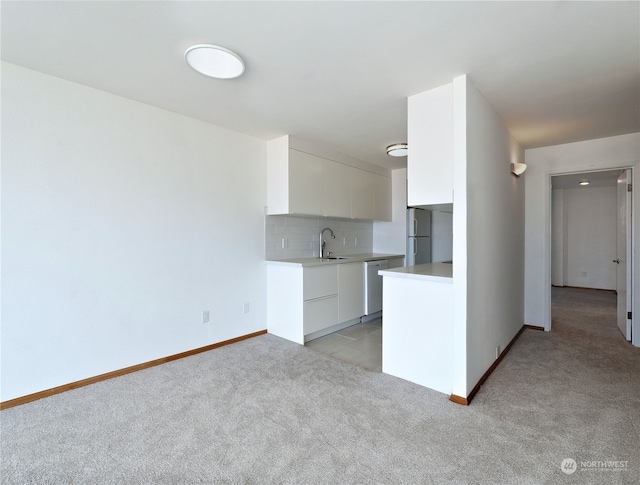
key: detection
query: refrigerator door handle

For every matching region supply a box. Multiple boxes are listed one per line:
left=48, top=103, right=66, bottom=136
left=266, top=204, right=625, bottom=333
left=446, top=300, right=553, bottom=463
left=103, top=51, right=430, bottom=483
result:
left=414, top=218, right=418, bottom=237
left=414, top=237, right=418, bottom=256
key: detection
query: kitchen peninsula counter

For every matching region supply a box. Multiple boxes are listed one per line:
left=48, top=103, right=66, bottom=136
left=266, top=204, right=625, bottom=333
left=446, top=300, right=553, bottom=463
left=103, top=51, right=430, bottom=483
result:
left=380, top=262, right=453, bottom=395
left=378, top=262, right=452, bottom=280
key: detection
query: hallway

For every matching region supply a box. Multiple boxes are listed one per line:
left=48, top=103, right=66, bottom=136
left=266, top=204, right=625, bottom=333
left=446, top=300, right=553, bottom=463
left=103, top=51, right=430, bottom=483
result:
left=468, top=285, right=640, bottom=479
left=551, top=286, right=624, bottom=341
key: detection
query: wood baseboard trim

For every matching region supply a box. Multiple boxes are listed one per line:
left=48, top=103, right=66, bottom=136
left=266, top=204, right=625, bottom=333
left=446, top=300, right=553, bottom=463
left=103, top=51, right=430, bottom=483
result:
left=0, top=329, right=267, bottom=411
left=448, top=394, right=468, bottom=406
left=449, top=325, right=526, bottom=406
left=524, top=324, right=545, bottom=331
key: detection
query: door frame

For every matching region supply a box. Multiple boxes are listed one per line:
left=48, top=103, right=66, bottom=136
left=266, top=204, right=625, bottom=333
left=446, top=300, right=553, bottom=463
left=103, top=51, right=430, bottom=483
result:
left=617, top=168, right=633, bottom=340
left=546, top=166, right=636, bottom=346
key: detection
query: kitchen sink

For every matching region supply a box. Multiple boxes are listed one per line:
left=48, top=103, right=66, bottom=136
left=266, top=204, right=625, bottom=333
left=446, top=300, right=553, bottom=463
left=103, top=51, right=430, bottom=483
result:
left=321, top=256, right=351, bottom=260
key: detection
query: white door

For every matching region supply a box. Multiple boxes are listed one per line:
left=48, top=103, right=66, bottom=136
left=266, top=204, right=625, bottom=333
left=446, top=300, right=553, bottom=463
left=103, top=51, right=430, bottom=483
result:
left=615, top=169, right=632, bottom=340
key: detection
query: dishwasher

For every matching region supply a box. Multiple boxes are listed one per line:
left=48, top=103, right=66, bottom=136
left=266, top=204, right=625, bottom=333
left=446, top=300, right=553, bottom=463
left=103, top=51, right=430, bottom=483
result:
left=364, top=259, right=388, bottom=315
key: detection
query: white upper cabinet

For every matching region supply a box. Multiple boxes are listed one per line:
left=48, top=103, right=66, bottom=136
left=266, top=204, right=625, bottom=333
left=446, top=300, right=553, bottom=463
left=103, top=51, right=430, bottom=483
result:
left=267, top=135, right=392, bottom=220
left=324, top=159, right=353, bottom=218
left=289, top=150, right=325, bottom=216
left=408, top=83, right=454, bottom=206
left=351, top=169, right=375, bottom=220
left=373, top=173, right=392, bottom=222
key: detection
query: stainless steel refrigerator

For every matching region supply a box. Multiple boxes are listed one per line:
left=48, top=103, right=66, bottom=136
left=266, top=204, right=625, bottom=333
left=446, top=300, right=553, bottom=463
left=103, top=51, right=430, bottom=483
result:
left=407, top=208, right=431, bottom=266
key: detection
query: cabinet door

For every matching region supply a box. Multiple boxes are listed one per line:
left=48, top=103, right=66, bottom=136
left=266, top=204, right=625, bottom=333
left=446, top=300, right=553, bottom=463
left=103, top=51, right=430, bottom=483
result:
left=303, top=265, right=338, bottom=300
left=351, top=170, right=374, bottom=220
left=289, top=149, right=325, bottom=216
left=304, top=295, right=339, bottom=334
left=338, top=262, right=365, bottom=323
left=323, top=160, right=352, bottom=218
left=407, top=83, right=453, bottom=206
left=373, top=174, right=392, bottom=221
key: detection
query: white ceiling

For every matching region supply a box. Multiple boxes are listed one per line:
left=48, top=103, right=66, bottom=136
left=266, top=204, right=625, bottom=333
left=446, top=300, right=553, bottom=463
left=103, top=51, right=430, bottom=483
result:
left=551, top=169, right=622, bottom=189
left=2, top=1, right=638, bottom=170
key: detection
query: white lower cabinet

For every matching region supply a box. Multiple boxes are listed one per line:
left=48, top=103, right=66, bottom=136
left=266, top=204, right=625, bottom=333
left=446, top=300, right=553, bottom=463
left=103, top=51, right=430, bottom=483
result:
left=304, top=295, right=339, bottom=334
left=267, top=258, right=394, bottom=345
left=303, top=265, right=338, bottom=300
left=302, top=265, right=339, bottom=335
left=338, top=262, right=365, bottom=323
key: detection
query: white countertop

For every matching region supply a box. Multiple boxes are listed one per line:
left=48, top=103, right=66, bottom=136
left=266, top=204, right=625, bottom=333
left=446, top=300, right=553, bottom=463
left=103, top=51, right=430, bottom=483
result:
left=379, top=262, right=453, bottom=281
left=266, top=253, right=404, bottom=267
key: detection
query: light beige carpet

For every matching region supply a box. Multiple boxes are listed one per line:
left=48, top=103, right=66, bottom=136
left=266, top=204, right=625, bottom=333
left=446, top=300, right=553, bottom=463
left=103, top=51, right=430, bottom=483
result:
left=2, top=287, right=639, bottom=484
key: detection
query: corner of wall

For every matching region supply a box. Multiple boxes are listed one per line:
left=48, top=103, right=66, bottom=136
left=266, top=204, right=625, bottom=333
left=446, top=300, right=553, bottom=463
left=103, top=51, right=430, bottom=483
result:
left=373, top=168, right=408, bottom=255
left=460, top=76, right=525, bottom=396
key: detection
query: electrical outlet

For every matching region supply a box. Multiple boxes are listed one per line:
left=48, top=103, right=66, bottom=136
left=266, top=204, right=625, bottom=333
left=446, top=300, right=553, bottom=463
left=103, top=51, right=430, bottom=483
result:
left=355, top=236, right=358, bottom=246
left=343, top=237, right=347, bottom=246
left=281, top=238, right=288, bottom=249
left=202, top=310, right=210, bottom=324
left=496, top=345, right=500, bottom=359
left=243, top=303, right=250, bottom=314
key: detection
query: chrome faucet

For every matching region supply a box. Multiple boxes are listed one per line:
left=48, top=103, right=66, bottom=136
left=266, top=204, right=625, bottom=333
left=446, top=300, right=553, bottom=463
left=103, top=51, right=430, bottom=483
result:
left=319, top=227, right=335, bottom=258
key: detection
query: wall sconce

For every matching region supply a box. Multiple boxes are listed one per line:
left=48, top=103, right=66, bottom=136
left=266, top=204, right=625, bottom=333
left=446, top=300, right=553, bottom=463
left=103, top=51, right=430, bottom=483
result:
left=511, top=162, right=527, bottom=177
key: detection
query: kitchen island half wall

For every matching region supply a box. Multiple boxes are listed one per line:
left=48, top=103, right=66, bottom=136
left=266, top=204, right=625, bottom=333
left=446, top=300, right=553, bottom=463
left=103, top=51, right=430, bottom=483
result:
left=380, top=263, right=453, bottom=395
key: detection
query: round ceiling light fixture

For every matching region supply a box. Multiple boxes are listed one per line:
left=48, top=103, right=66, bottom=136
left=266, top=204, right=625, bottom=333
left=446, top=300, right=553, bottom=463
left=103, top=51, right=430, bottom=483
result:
left=184, top=44, right=245, bottom=79
left=386, top=143, right=408, bottom=157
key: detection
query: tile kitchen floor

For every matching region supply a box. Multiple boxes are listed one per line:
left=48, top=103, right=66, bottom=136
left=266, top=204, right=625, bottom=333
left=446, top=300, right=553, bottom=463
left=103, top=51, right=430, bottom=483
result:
left=305, top=318, right=382, bottom=371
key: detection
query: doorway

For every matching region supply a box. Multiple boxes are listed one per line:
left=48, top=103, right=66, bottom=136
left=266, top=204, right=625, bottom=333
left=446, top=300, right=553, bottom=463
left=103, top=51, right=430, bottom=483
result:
left=550, top=169, right=633, bottom=342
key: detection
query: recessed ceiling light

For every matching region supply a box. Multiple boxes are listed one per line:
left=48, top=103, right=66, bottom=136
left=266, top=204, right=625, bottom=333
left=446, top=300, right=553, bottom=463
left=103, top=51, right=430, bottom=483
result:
left=387, top=143, right=408, bottom=157
left=579, top=180, right=590, bottom=186
left=184, top=44, right=245, bottom=79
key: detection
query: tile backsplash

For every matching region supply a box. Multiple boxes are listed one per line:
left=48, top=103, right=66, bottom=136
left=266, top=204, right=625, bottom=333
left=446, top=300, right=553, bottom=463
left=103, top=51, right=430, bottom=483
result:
left=266, top=215, right=373, bottom=260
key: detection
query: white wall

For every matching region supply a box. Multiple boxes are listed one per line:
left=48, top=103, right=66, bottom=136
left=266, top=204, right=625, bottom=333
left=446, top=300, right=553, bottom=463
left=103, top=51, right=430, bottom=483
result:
left=459, top=76, right=525, bottom=396
left=451, top=77, right=468, bottom=397
left=431, top=210, right=453, bottom=263
left=552, top=186, right=617, bottom=290
left=1, top=63, right=267, bottom=401
left=373, top=168, right=407, bottom=256
left=524, top=133, right=640, bottom=339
